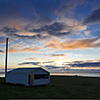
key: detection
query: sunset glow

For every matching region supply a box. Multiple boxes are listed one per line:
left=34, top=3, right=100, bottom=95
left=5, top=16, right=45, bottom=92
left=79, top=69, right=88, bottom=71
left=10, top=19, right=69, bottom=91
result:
left=0, top=0, right=100, bottom=73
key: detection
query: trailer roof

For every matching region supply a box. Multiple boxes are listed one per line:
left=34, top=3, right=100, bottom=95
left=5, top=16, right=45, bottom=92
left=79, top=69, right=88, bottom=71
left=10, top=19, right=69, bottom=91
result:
left=8, top=67, right=49, bottom=74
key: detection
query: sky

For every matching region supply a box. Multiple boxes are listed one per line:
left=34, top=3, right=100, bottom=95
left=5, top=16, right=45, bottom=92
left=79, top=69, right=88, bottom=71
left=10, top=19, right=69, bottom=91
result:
left=0, top=0, right=100, bottom=72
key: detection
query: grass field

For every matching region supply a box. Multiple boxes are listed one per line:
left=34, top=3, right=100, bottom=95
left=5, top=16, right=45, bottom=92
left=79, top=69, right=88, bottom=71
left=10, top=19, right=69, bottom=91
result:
left=0, top=76, right=100, bottom=99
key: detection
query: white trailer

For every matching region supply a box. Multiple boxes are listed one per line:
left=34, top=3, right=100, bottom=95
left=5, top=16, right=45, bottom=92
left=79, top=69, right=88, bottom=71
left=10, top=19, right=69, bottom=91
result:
left=6, top=67, right=50, bottom=86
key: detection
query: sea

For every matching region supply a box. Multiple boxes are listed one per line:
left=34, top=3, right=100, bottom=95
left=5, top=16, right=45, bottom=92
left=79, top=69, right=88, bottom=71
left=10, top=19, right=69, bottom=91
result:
left=50, top=72, right=100, bottom=77
left=0, top=71, right=100, bottom=77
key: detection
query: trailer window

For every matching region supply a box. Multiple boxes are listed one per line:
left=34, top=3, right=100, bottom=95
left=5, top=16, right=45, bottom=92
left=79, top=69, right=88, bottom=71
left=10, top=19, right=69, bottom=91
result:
left=34, top=74, right=49, bottom=79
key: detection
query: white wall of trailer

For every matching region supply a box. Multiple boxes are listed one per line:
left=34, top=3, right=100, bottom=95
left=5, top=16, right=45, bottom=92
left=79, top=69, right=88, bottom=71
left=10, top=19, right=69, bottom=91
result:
left=6, top=73, right=29, bottom=86
left=6, top=68, right=50, bottom=86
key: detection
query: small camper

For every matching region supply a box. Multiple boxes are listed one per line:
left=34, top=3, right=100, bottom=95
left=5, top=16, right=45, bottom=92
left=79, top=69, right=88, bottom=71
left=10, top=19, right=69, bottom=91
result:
left=6, top=67, right=50, bottom=86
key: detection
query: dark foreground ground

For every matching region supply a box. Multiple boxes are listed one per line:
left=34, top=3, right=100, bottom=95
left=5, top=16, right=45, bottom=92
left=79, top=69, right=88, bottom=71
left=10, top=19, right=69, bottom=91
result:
left=0, top=76, right=100, bottom=99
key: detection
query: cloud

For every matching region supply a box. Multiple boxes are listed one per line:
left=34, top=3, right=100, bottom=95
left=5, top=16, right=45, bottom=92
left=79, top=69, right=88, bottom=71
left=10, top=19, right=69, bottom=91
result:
left=56, top=3, right=74, bottom=17
left=42, top=61, right=54, bottom=64
left=45, top=65, right=66, bottom=70
left=0, top=36, right=6, bottom=44
left=25, top=57, right=43, bottom=61
left=16, top=31, right=37, bottom=36
left=26, top=22, right=72, bottom=37
left=8, top=47, right=40, bottom=53
left=0, top=49, right=4, bottom=53
left=0, top=39, right=42, bottom=54
left=65, top=60, right=100, bottom=70
left=45, top=37, right=100, bottom=50
left=51, top=54, right=65, bottom=57
left=64, top=18, right=86, bottom=33
left=0, top=26, right=48, bottom=40
left=68, top=59, right=100, bottom=64
left=15, top=34, right=48, bottom=40
left=25, top=57, right=37, bottom=60
left=69, top=62, right=100, bottom=67
left=0, top=26, right=19, bottom=39
left=0, top=36, right=15, bottom=44
left=0, top=0, right=86, bottom=37
left=84, top=31, right=90, bottom=36
left=83, top=8, right=100, bottom=25
left=95, top=59, right=100, bottom=62
left=25, top=19, right=86, bottom=38
left=0, top=17, right=86, bottom=41
left=45, top=65, right=60, bottom=69
left=0, top=26, right=18, bottom=34
left=18, top=62, right=40, bottom=65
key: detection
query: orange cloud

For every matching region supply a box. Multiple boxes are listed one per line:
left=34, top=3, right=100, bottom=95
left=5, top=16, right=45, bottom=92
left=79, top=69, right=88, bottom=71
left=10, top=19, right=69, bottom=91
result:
left=60, top=18, right=87, bottom=33
left=16, top=31, right=38, bottom=36
left=6, top=20, right=27, bottom=30
left=95, top=59, right=100, bottom=62
left=45, top=39, right=60, bottom=49
left=45, top=38, right=100, bottom=50
left=7, top=47, right=40, bottom=53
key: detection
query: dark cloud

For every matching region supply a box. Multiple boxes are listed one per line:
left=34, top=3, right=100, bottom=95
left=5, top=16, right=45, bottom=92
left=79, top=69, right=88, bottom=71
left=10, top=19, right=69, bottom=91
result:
left=49, top=31, right=71, bottom=37
left=26, top=22, right=71, bottom=37
left=0, top=0, right=85, bottom=39
left=0, top=27, right=18, bottom=34
left=42, top=61, right=54, bottom=64
left=83, top=8, right=100, bottom=25
left=51, top=54, right=65, bottom=57
left=68, top=62, right=100, bottom=67
left=33, top=22, right=65, bottom=32
left=0, top=50, right=4, bottom=53
left=18, top=62, right=40, bottom=65
left=14, top=34, right=48, bottom=40
left=0, top=36, right=6, bottom=44
left=71, top=61, right=86, bottom=64
left=45, top=65, right=65, bottom=69
left=45, top=65, right=60, bottom=69
left=0, top=26, right=48, bottom=40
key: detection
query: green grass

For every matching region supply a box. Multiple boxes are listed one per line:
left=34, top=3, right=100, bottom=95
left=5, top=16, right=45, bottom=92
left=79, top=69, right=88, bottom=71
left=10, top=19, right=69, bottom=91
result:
left=0, top=76, right=100, bottom=99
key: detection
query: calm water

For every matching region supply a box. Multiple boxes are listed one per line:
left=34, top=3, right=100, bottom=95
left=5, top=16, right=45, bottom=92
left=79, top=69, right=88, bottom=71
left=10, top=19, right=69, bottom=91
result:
left=0, top=72, right=100, bottom=77
left=50, top=72, right=100, bottom=77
